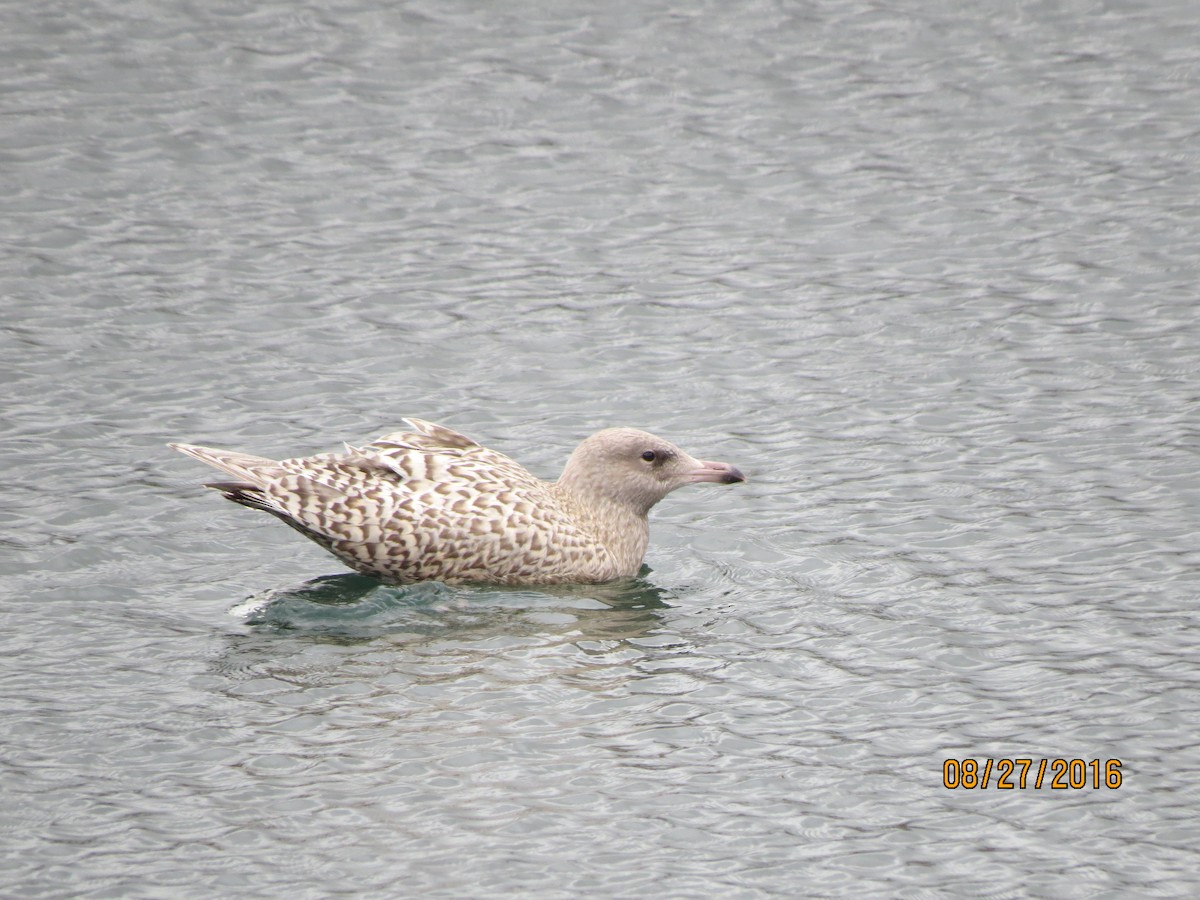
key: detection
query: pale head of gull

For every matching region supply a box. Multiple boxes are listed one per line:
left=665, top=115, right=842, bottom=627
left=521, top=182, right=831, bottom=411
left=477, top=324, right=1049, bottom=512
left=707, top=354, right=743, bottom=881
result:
left=556, top=427, right=745, bottom=518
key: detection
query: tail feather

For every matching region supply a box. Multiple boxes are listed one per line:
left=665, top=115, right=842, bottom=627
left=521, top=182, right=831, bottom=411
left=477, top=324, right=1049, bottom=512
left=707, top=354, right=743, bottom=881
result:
left=170, top=439, right=359, bottom=562
left=207, top=481, right=339, bottom=553
left=203, top=481, right=274, bottom=510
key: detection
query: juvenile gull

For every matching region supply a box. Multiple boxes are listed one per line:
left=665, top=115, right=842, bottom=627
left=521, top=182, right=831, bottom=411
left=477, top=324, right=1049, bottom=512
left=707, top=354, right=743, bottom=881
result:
left=169, top=418, right=745, bottom=585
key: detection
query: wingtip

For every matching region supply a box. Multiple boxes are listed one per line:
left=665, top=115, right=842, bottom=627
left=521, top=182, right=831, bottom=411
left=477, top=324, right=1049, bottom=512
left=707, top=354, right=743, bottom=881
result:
left=168, top=441, right=207, bottom=457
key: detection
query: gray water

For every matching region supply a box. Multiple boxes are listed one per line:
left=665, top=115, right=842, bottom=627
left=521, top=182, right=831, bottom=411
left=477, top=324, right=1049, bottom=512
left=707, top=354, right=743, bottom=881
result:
left=3, top=0, right=1199, bottom=896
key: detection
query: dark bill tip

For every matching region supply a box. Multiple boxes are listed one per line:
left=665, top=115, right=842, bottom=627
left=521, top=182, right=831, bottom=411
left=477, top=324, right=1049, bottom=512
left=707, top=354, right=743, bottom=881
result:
left=687, top=461, right=747, bottom=485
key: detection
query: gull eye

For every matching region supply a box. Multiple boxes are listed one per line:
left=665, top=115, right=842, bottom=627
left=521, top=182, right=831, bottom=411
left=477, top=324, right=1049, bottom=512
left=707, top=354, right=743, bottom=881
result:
left=641, top=450, right=657, bottom=462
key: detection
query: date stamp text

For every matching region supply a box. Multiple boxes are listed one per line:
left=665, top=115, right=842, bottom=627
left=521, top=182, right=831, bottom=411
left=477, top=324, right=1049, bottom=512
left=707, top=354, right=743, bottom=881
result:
left=943, top=758, right=1123, bottom=790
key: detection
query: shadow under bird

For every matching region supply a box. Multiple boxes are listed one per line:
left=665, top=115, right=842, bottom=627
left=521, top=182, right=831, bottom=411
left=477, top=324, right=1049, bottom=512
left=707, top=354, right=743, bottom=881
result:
left=169, top=418, right=745, bottom=585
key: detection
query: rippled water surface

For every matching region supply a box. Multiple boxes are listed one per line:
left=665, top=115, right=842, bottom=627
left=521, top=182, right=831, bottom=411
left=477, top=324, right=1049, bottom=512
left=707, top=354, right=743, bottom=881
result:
left=4, top=0, right=1199, bottom=895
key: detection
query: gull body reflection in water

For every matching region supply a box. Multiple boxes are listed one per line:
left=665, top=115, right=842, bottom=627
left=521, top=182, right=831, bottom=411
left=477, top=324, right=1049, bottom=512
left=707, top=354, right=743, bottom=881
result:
left=228, top=569, right=674, bottom=643
left=206, top=572, right=689, bottom=803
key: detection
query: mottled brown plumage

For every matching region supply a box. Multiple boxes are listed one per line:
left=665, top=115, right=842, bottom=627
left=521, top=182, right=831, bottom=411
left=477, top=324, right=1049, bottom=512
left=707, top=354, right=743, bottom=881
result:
left=169, top=419, right=744, bottom=585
